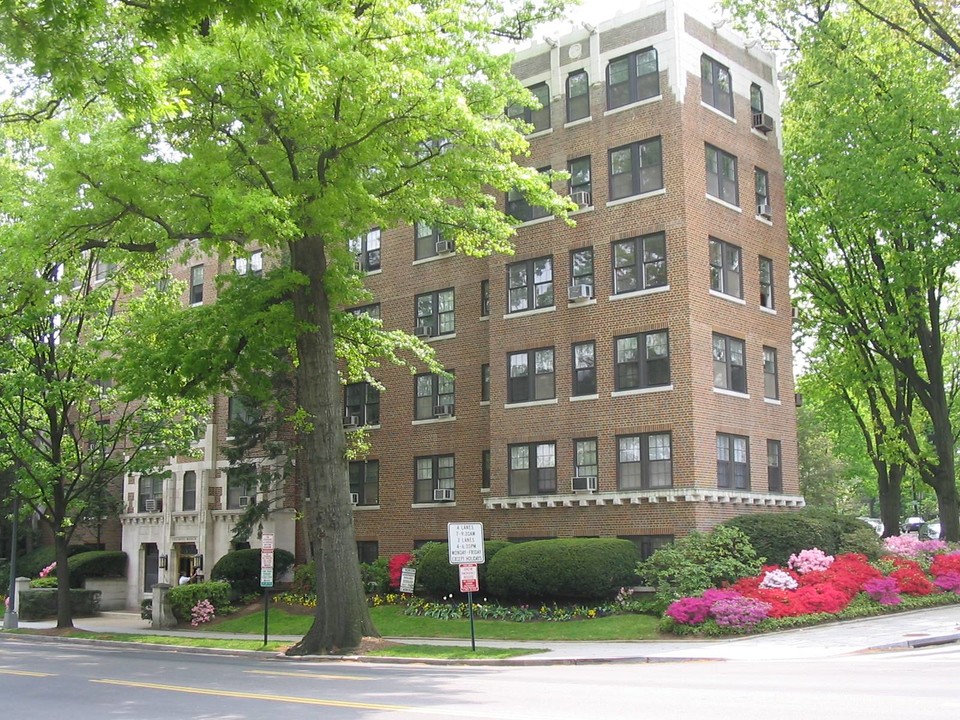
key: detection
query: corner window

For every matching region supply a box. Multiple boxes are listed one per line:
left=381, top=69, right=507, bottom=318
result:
left=507, top=256, right=553, bottom=313
left=181, top=471, right=197, bottom=512
left=767, top=440, right=782, bottom=492
left=759, top=257, right=775, bottom=310
left=763, top=346, right=779, bottom=400
left=344, top=382, right=380, bottom=426
left=189, top=264, right=204, bottom=305
left=572, top=341, right=596, bottom=396
left=717, top=433, right=750, bottom=489
left=415, top=288, right=455, bottom=337
left=706, top=145, right=739, bottom=206
left=507, top=167, right=552, bottom=223
left=755, top=168, right=771, bottom=218
left=415, top=455, right=456, bottom=503
left=607, top=48, right=659, bottom=109
left=750, top=83, right=764, bottom=114
left=709, top=237, right=743, bottom=299
left=618, top=433, right=672, bottom=490
left=507, top=82, right=550, bottom=133
left=608, top=137, right=663, bottom=201
left=507, top=348, right=555, bottom=403
left=566, top=70, right=590, bottom=122
left=482, top=450, right=491, bottom=489
left=574, top=438, right=598, bottom=478
left=615, top=331, right=670, bottom=390
left=508, top=442, right=556, bottom=495
left=568, top=156, right=592, bottom=207
left=350, top=460, right=380, bottom=506
left=414, top=372, right=455, bottom=420
left=349, top=228, right=381, bottom=272
left=612, top=232, right=666, bottom=294
left=480, top=279, right=490, bottom=318
left=713, top=333, right=747, bottom=393
left=481, top=364, right=490, bottom=402
left=701, top=54, right=733, bottom=116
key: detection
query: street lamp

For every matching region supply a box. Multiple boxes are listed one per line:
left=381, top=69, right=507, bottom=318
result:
left=4, top=495, right=19, bottom=629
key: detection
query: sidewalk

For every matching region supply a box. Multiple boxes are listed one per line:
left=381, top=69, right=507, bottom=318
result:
left=6, top=604, right=960, bottom=663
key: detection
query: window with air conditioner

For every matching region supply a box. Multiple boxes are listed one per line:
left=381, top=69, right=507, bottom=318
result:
left=568, top=156, right=592, bottom=208
left=415, top=288, right=455, bottom=337
left=344, top=381, right=380, bottom=426
left=415, top=455, right=455, bottom=503
left=349, top=460, right=379, bottom=506
left=349, top=228, right=381, bottom=272
left=755, top=168, right=772, bottom=219
left=226, top=470, right=256, bottom=510
left=138, top=474, right=163, bottom=513
left=415, top=371, right=455, bottom=420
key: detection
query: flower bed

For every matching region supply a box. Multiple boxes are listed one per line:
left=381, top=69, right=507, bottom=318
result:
left=662, top=537, right=960, bottom=635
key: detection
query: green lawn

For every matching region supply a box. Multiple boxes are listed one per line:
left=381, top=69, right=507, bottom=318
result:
left=212, top=604, right=661, bottom=641
left=21, top=630, right=286, bottom=652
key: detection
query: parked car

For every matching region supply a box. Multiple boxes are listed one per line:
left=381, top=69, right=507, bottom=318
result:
left=857, top=517, right=883, bottom=536
left=901, top=516, right=925, bottom=534
left=920, top=519, right=942, bottom=539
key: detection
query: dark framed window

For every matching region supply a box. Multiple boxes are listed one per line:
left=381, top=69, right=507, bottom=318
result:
left=706, top=144, right=739, bottom=206
left=568, top=156, right=592, bottom=205
left=481, top=364, right=490, bottom=402
left=717, top=433, right=750, bottom=489
left=713, top=333, right=747, bottom=393
left=507, top=256, right=553, bottom=313
left=709, top=237, right=743, bottom=299
left=415, top=372, right=455, bottom=419
left=763, top=346, right=779, bottom=400
left=615, top=330, right=670, bottom=390
left=574, top=438, right=598, bottom=477
left=415, top=455, right=455, bottom=503
left=572, top=341, right=596, bottom=396
left=620, top=534, right=674, bottom=560
left=701, top=54, right=733, bottom=116
left=508, top=442, right=557, bottom=495
left=234, top=250, right=263, bottom=276
left=750, top=83, right=764, bottom=114
left=507, top=82, right=551, bottom=133
left=606, top=48, right=659, bottom=109
left=482, top=450, right=491, bottom=489
left=566, top=70, right=590, bottom=122
left=139, top=474, right=163, bottom=513
left=507, top=348, right=555, bottom=403
left=415, top=288, right=455, bottom=337
left=609, top=137, right=663, bottom=200
left=570, top=247, right=594, bottom=290
left=414, top=223, right=446, bottom=260
left=755, top=168, right=771, bottom=216
left=767, top=440, right=782, bottom=492
left=348, top=303, right=381, bottom=320
left=189, top=264, right=204, bottom=305
left=227, top=395, right=258, bottom=436
left=349, top=228, right=381, bottom=272
left=143, top=543, right=159, bottom=592
left=349, top=460, right=380, bottom=506
left=480, top=279, right=490, bottom=317
left=759, top=257, right=774, bottom=310
left=506, top=167, right=551, bottom=223
left=612, top=232, right=667, bottom=294
left=344, top=382, right=380, bottom=426
left=226, top=468, right=256, bottom=509
left=356, top=541, right=379, bottom=564
left=618, top=432, right=672, bottom=490
left=181, top=471, right=197, bottom=512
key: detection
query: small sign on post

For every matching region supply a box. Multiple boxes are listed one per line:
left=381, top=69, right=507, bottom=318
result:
left=448, top=522, right=484, bottom=652
left=459, top=563, right=479, bottom=593
left=399, top=567, right=417, bottom=594
left=260, top=533, right=275, bottom=646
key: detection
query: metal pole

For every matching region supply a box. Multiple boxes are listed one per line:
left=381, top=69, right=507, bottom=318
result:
left=467, top=590, right=476, bottom=651
left=262, top=588, right=269, bottom=646
left=4, top=495, right=19, bottom=629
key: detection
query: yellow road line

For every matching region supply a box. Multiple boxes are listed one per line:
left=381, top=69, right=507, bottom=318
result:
left=0, top=669, right=54, bottom=677
left=91, top=678, right=413, bottom=711
left=244, top=669, right=368, bottom=681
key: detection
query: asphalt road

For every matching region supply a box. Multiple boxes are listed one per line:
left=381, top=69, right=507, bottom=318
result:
left=1, top=637, right=959, bottom=719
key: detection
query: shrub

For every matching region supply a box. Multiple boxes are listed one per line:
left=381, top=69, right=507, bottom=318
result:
left=724, top=512, right=828, bottom=566
left=838, top=526, right=883, bottom=559
left=66, top=551, right=127, bottom=588
left=29, top=577, right=58, bottom=588
left=788, top=548, right=833, bottom=574
left=864, top=577, right=901, bottom=605
left=167, top=581, right=232, bottom=621
left=360, top=557, right=390, bottom=594
left=711, top=595, right=770, bottom=627
left=16, top=545, right=90, bottom=579
left=637, top=525, right=762, bottom=610
left=291, top=562, right=315, bottom=595
left=414, top=541, right=512, bottom=597
left=486, top=538, right=639, bottom=601
left=210, top=548, right=295, bottom=597
left=17, top=588, right=101, bottom=620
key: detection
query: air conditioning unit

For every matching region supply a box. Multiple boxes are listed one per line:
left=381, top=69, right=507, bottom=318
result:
left=350, top=492, right=360, bottom=506
left=795, top=393, right=804, bottom=407
left=571, top=476, right=598, bottom=493
left=353, top=256, right=364, bottom=272
left=570, top=190, right=592, bottom=209
left=434, top=404, right=454, bottom=418
left=238, top=495, right=250, bottom=508
left=791, top=306, right=799, bottom=321
left=757, top=203, right=773, bottom=220
left=414, top=325, right=434, bottom=339
left=433, top=488, right=455, bottom=502
left=568, top=283, right=593, bottom=302
left=144, top=498, right=161, bottom=512
left=343, top=414, right=360, bottom=429
left=752, top=113, right=775, bottom=133
left=435, top=239, right=455, bottom=255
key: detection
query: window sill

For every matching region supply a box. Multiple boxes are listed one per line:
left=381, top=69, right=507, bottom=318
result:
left=363, top=268, right=383, bottom=276
left=190, top=301, right=203, bottom=307
left=603, top=95, right=662, bottom=117
left=481, top=487, right=491, bottom=493
left=412, top=416, right=457, bottom=426
left=504, top=305, right=556, bottom=320
left=570, top=205, right=594, bottom=217
left=570, top=393, right=599, bottom=402
left=751, top=128, right=771, bottom=140
left=345, top=423, right=381, bottom=432
left=713, top=388, right=750, bottom=400
left=760, top=306, right=777, bottom=316
left=700, top=101, right=736, bottom=122
left=412, top=254, right=454, bottom=267
left=527, top=127, right=553, bottom=140
left=609, top=285, right=669, bottom=302
left=706, top=194, right=742, bottom=213
left=611, top=384, right=673, bottom=398
left=606, top=187, right=666, bottom=208
left=425, top=332, right=457, bottom=343
left=567, top=297, right=597, bottom=308
left=412, top=501, right=458, bottom=509
left=564, top=116, right=593, bottom=129
left=480, top=400, right=490, bottom=406
left=479, top=315, right=489, bottom=322
left=764, top=397, right=782, bottom=406
left=353, top=504, right=381, bottom=511
left=514, top=215, right=554, bottom=229
left=755, top=215, right=774, bottom=226
left=709, top=289, right=746, bottom=305
left=504, top=398, right=559, bottom=409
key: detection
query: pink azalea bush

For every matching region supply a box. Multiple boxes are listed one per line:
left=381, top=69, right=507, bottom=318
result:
left=788, top=548, right=833, bottom=574
left=883, top=535, right=947, bottom=557
left=39, top=562, right=56, bottom=578
left=933, top=573, right=960, bottom=593
left=190, top=599, right=216, bottom=626
left=710, top=596, right=771, bottom=627
left=760, top=568, right=798, bottom=590
left=863, top=576, right=901, bottom=605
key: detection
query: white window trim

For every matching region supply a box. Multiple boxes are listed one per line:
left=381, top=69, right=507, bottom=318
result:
left=364, top=268, right=383, bottom=276
left=480, top=400, right=490, bottom=406
left=751, top=128, right=770, bottom=140
left=567, top=297, right=597, bottom=308
left=527, top=128, right=554, bottom=140
left=424, top=332, right=457, bottom=343
left=760, top=306, right=777, bottom=316
left=764, top=397, right=782, bottom=406
left=504, top=398, right=560, bottom=409
left=713, top=387, right=750, bottom=400
left=700, top=101, right=737, bottom=123
left=411, top=501, right=458, bottom=509
left=412, top=254, right=454, bottom=267
left=412, top=416, right=457, bottom=426
left=603, top=94, right=662, bottom=117
left=479, top=315, right=489, bottom=322
left=570, top=393, right=599, bottom=402
left=504, top=305, right=556, bottom=320
left=352, top=504, right=381, bottom=511
left=611, top=385, right=673, bottom=398
left=709, top=289, right=746, bottom=305
left=706, top=194, right=742, bottom=213
left=609, top=285, right=670, bottom=302
left=755, top=214, right=774, bottom=226
left=570, top=206, right=594, bottom=217
left=514, top=215, right=554, bottom=229
left=606, top=186, right=666, bottom=209
left=564, top=116, right=593, bottom=129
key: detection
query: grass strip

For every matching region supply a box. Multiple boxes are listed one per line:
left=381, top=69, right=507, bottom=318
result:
left=23, top=629, right=287, bottom=652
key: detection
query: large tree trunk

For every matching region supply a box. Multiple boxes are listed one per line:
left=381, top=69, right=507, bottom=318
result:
left=54, top=523, right=73, bottom=629
left=878, top=463, right=903, bottom=539
left=285, top=235, right=378, bottom=656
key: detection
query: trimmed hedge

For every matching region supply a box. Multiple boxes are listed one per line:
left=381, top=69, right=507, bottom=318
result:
left=167, top=581, right=232, bottom=621
left=67, top=551, right=127, bottom=588
left=210, top=548, right=295, bottom=597
left=414, top=541, right=512, bottom=597
left=485, top=538, right=640, bottom=601
left=18, top=588, right=101, bottom=620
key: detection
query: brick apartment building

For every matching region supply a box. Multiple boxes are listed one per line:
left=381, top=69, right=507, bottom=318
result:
left=118, top=0, right=802, bottom=605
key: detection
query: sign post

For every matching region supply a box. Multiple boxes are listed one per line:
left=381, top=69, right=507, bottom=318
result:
left=260, top=533, right=275, bottom=645
left=448, top=523, right=485, bottom=651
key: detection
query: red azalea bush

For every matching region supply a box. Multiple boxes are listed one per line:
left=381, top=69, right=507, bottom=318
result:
left=890, top=567, right=936, bottom=596
left=387, top=552, right=414, bottom=589
left=931, top=553, right=960, bottom=578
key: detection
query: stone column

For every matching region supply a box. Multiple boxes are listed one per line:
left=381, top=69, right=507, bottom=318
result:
left=151, top=583, right=177, bottom=629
